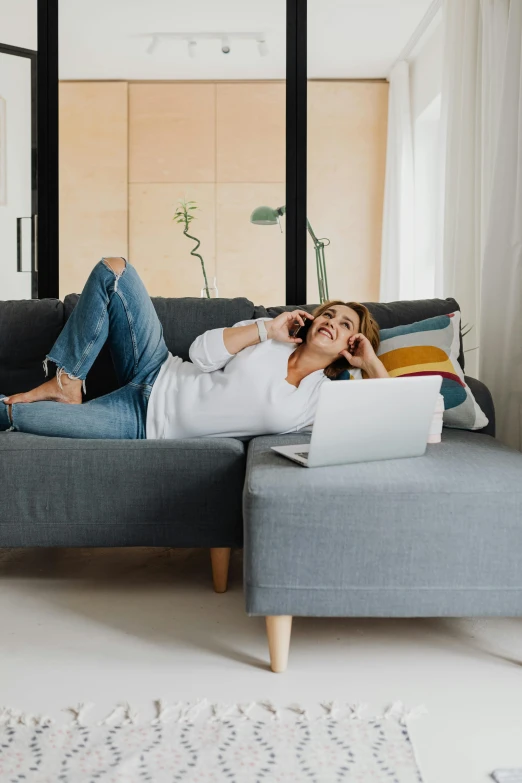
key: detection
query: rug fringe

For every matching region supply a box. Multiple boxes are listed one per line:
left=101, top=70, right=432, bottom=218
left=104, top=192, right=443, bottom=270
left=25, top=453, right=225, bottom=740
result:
left=0, top=707, right=54, bottom=727
left=384, top=700, right=429, bottom=726
left=98, top=701, right=140, bottom=726
left=63, top=702, right=94, bottom=726
left=0, top=700, right=428, bottom=727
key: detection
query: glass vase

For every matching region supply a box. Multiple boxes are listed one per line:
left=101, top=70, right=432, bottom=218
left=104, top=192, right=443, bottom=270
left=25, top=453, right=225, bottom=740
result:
left=201, top=277, right=219, bottom=298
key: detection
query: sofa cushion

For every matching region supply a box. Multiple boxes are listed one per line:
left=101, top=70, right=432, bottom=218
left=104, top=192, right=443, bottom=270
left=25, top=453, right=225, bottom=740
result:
left=243, top=429, right=522, bottom=617
left=64, top=294, right=258, bottom=401
left=0, top=298, right=64, bottom=396
left=265, top=297, right=465, bottom=370
left=376, top=312, right=488, bottom=430
left=0, top=433, right=246, bottom=548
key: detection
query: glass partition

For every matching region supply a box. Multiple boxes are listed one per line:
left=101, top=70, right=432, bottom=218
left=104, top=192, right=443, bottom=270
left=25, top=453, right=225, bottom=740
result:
left=307, top=0, right=433, bottom=306
left=58, top=0, right=286, bottom=306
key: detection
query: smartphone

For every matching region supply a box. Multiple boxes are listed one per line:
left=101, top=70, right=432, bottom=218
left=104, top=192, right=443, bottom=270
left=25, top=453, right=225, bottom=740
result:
left=290, top=317, right=313, bottom=341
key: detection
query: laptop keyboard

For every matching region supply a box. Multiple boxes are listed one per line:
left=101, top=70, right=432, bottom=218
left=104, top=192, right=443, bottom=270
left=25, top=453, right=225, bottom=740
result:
left=296, top=452, right=309, bottom=460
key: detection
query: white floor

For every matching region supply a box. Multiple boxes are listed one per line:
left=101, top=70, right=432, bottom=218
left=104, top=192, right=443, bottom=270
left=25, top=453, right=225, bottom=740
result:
left=0, top=547, right=521, bottom=783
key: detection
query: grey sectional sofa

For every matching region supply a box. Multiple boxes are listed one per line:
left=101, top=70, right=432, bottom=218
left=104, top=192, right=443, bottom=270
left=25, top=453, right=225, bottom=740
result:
left=2, top=293, right=520, bottom=673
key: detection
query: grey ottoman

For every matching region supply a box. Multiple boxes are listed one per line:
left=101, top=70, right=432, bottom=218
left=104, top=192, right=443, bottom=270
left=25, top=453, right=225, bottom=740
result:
left=243, top=429, right=522, bottom=671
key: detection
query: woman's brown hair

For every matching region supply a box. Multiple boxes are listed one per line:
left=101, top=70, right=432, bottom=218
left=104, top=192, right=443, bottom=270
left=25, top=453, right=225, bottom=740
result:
left=305, top=299, right=380, bottom=379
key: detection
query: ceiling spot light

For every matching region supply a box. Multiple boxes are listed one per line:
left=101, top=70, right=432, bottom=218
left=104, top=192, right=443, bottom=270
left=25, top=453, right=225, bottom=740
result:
left=257, top=39, right=269, bottom=57
left=146, top=35, right=158, bottom=55
left=221, top=36, right=231, bottom=54
left=188, top=40, right=197, bottom=58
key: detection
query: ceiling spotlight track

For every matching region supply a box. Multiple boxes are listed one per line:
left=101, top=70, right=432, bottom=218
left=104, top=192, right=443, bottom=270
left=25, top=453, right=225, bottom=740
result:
left=144, top=31, right=269, bottom=58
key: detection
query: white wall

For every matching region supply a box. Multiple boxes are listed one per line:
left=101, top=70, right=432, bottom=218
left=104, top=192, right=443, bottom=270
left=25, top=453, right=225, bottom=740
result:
left=0, top=0, right=37, bottom=50
left=0, top=0, right=37, bottom=300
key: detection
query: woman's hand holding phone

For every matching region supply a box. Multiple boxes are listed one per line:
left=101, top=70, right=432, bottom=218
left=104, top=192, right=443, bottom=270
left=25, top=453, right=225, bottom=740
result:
left=266, top=310, right=314, bottom=344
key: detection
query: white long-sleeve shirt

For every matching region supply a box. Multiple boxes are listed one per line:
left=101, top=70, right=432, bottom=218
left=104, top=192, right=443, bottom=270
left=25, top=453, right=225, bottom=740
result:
left=145, top=318, right=361, bottom=440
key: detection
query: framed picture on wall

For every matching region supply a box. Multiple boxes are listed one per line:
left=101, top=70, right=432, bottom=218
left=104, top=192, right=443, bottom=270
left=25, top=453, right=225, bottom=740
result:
left=0, top=96, right=6, bottom=205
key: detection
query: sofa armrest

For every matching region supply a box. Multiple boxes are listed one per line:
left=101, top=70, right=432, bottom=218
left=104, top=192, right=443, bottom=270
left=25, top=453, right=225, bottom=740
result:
left=465, top=376, right=495, bottom=436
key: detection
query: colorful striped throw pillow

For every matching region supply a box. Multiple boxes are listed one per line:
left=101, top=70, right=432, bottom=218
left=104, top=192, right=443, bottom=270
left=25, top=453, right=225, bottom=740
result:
left=376, top=311, right=488, bottom=430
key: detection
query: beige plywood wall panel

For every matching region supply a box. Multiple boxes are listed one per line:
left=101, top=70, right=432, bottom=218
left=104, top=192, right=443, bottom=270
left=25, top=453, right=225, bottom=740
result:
left=307, top=81, right=388, bottom=304
left=217, top=83, right=285, bottom=183
left=129, top=83, right=215, bottom=183
left=59, top=80, right=387, bottom=307
left=129, top=183, right=215, bottom=297
left=216, top=183, right=285, bottom=305
left=59, top=82, right=128, bottom=298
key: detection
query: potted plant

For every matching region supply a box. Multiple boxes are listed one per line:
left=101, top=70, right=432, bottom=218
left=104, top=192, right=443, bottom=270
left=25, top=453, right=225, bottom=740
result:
left=173, top=199, right=216, bottom=298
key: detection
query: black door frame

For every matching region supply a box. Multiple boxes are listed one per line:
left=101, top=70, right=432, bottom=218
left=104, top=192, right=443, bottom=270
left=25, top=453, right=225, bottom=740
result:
left=0, top=43, right=38, bottom=298
left=286, top=0, right=307, bottom=305
left=37, top=0, right=59, bottom=299
left=37, top=0, right=307, bottom=304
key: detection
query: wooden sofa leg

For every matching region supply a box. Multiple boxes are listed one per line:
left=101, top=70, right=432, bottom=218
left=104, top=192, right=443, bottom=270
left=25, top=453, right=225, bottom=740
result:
left=210, top=547, right=231, bottom=593
left=266, top=615, right=293, bottom=673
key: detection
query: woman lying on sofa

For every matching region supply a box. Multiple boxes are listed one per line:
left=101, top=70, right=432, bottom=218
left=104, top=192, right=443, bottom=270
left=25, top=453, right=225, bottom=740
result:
left=1, top=258, right=388, bottom=439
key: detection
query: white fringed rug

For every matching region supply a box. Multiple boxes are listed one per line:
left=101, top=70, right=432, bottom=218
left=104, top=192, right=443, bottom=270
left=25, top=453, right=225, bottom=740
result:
left=0, top=700, right=426, bottom=782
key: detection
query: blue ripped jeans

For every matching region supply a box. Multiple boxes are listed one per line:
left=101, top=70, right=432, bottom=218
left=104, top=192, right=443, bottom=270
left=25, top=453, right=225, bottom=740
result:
left=0, top=258, right=169, bottom=439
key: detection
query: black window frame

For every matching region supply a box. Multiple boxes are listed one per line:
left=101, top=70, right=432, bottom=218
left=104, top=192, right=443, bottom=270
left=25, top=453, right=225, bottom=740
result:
left=37, top=0, right=307, bottom=304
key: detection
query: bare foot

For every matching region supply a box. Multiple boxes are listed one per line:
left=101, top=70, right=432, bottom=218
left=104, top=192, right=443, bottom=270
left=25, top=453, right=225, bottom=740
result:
left=2, top=375, right=83, bottom=406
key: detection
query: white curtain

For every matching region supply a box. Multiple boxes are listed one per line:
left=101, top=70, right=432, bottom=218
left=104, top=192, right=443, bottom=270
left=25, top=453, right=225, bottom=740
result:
left=437, top=0, right=509, bottom=377
left=479, top=0, right=510, bottom=252
left=379, top=61, right=415, bottom=302
left=479, top=1, right=522, bottom=448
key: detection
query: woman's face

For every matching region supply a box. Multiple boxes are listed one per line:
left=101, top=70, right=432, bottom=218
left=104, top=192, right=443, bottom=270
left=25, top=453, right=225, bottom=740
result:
left=307, top=305, right=361, bottom=357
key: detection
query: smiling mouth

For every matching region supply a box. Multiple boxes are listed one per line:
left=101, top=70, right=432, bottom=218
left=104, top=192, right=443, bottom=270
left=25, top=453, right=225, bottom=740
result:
left=318, top=328, right=333, bottom=340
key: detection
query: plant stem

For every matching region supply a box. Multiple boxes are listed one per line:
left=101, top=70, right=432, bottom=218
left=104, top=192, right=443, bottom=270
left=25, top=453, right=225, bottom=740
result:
left=183, top=226, right=210, bottom=298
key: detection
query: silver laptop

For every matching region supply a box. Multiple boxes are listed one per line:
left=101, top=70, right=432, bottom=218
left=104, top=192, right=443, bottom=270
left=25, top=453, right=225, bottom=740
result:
left=271, top=375, right=443, bottom=468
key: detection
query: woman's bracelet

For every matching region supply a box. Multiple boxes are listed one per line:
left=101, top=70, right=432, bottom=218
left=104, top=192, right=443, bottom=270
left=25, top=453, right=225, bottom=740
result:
left=257, top=320, right=268, bottom=342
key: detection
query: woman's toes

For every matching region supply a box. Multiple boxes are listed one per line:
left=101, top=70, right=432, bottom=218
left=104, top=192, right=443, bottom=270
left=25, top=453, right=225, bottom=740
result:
left=2, top=393, right=28, bottom=405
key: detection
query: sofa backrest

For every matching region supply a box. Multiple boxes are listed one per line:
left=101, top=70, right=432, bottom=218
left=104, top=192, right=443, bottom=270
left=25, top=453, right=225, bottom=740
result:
left=0, top=299, right=64, bottom=397
left=267, top=296, right=464, bottom=368
left=0, top=294, right=462, bottom=400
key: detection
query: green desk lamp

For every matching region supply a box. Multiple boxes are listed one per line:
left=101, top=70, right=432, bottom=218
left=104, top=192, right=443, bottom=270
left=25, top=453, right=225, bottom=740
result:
left=250, top=205, right=330, bottom=303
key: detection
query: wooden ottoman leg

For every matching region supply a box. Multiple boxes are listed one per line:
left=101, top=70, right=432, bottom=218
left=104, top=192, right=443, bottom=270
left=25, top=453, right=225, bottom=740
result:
left=210, top=547, right=231, bottom=593
left=266, top=615, right=293, bottom=673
